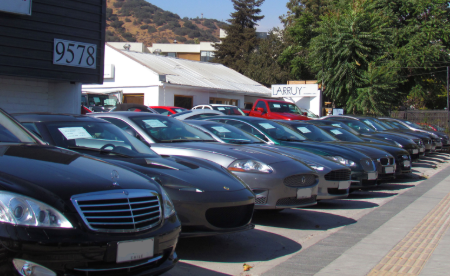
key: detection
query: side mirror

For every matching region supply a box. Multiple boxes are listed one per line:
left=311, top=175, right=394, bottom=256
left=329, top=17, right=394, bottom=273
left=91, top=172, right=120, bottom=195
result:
left=257, top=107, right=265, bottom=113
left=302, top=112, right=308, bottom=116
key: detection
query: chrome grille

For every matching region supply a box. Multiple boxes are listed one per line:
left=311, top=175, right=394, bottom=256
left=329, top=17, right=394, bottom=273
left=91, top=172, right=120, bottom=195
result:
left=255, top=197, right=267, bottom=205
left=284, top=174, right=317, bottom=187
left=71, top=190, right=162, bottom=233
left=379, top=157, right=389, bottom=166
left=324, top=169, right=351, bottom=181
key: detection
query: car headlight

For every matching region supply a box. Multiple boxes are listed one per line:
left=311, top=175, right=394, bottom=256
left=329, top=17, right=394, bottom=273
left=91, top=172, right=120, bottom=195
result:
left=228, top=160, right=273, bottom=173
left=330, top=156, right=356, bottom=167
left=161, top=188, right=176, bottom=219
left=0, top=191, right=73, bottom=228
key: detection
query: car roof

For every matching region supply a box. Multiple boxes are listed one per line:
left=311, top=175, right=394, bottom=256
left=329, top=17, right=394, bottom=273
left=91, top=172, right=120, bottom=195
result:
left=184, top=120, right=217, bottom=125
left=205, top=115, right=270, bottom=122
left=261, top=99, right=295, bottom=104
left=150, top=106, right=185, bottom=109
left=13, top=113, right=102, bottom=123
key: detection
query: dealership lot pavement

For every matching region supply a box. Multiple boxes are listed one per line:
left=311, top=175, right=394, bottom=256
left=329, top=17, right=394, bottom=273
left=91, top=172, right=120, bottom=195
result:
left=164, top=153, right=450, bottom=276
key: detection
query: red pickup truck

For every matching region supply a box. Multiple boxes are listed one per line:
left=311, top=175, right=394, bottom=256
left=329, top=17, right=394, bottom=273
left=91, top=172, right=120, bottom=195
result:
left=244, top=99, right=310, bottom=120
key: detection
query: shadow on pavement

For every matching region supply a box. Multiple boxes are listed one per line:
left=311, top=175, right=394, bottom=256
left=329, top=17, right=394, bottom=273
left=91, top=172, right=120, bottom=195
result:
left=422, top=156, right=449, bottom=163
left=413, top=162, right=438, bottom=169
left=176, top=228, right=301, bottom=262
left=252, top=208, right=356, bottom=231
left=162, top=262, right=230, bottom=276
left=312, top=199, right=379, bottom=210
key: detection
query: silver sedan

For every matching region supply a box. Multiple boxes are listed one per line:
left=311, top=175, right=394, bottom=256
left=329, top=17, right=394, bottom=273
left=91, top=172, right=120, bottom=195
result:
left=89, top=112, right=320, bottom=210
left=185, top=120, right=352, bottom=200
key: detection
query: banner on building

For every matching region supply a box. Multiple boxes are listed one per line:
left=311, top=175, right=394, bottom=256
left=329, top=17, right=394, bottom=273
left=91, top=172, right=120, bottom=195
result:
left=271, top=84, right=319, bottom=97
left=0, top=0, right=32, bottom=16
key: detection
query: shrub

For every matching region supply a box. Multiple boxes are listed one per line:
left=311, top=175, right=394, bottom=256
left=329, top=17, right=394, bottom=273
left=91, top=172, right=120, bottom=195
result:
left=122, top=32, right=136, bottom=42
left=143, top=18, right=152, bottom=24
left=106, top=30, right=115, bottom=36
left=113, top=1, right=123, bottom=8
left=188, top=30, right=201, bottom=38
left=159, top=25, right=170, bottom=31
left=110, top=20, right=124, bottom=30
left=106, top=35, right=122, bottom=42
left=185, top=40, right=196, bottom=44
left=157, top=38, right=170, bottom=43
left=133, top=19, right=140, bottom=25
left=140, top=24, right=149, bottom=30
left=125, top=18, right=131, bottom=22
left=183, top=21, right=196, bottom=29
left=147, top=26, right=157, bottom=33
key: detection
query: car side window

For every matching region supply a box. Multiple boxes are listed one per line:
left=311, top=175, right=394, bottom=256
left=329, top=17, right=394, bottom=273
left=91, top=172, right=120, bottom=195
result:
left=189, top=114, right=220, bottom=120
left=255, top=101, right=267, bottom=112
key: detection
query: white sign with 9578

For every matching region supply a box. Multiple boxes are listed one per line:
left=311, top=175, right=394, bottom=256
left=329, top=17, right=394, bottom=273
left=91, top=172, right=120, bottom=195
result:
left=53, top=39, right=97, bottom=69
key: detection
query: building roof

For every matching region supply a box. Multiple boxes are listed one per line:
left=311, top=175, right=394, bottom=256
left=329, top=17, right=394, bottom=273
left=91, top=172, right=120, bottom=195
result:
left=108, top=44, right=271, bottom=97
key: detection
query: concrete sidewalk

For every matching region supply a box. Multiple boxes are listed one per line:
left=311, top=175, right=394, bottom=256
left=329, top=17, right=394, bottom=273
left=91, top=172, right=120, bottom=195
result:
left=262, top=166, right=450, bottom=276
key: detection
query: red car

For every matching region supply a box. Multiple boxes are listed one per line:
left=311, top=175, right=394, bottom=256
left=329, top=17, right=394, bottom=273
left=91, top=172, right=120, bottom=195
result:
left=150, top=106, right=188, bottom=116
left=246, top=99, right=310, bottom=121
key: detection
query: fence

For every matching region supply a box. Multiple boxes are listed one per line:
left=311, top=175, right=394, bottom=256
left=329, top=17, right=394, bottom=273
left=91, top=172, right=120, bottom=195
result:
left=390, top=110, right=449, bottom=128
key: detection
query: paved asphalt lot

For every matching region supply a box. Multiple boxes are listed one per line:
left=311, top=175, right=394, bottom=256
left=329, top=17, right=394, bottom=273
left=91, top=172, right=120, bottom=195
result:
left=163, top=152, right=450, bottom=276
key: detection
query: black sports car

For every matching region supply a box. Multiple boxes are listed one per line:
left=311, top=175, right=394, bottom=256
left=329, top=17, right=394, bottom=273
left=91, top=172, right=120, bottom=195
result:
left=14, top=113, right=256, bottom=237
left=0, top=109, right=180, bottom=275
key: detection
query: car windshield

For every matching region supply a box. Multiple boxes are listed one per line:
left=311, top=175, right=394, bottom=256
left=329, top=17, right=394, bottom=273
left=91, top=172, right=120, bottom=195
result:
left=289, top=124, right=337, bottom=142
left=342, top=120, right=375, bottom=133
left=131, top=116, right=215, bottom=143
left=43, top=121, right=159, bottom=157
left=361, top=119, right=387, bottom=131
left=211, top=106, right=245, bottom=116
left=404, top=120, right=424, bottom=129
left=199, top=123, right=264, bottom=144
left=268, top=102, right=303, bottom=114
left=385, top=120, right=409, bottom=130
left=256, top=121, right=306, bottom=141
left=325, top=122, right=360, bottom=135
left=0, top=111, right=37, bottom=144
left=173, top=108, right=187, bottom=113
left=299, top=108, right=319, bottom=118
left=375, top=119, right=395, bottom=130
left=323, top=127, right=364, bottom=142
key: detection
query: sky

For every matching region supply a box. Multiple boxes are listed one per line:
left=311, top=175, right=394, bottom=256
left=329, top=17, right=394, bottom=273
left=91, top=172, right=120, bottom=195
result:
left=147, top=0, right=288, bottom=32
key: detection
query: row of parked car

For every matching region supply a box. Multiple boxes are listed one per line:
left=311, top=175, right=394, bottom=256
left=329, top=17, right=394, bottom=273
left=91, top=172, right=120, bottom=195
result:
left=0, top=102, right=447, bottom=276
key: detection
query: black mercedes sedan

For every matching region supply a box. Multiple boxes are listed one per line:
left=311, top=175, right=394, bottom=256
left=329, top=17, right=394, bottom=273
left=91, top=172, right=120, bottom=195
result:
left=13, top=113, right=256, bottom=237
left=0, top=109, right=180, bottom=275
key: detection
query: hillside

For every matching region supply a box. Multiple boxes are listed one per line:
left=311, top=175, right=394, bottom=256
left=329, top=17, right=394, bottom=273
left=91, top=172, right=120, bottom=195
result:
left=106, top=0, right=226, bottom=46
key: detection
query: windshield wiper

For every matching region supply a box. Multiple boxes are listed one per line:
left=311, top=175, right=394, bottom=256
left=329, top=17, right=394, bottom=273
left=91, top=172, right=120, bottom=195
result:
left=67, top=146, right=132, bottom=158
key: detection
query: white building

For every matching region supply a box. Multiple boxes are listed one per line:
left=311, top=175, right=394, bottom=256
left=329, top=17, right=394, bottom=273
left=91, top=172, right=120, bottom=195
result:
left=82, top=43, right=271, bottom=109
left=148, top=42, right=216, bottom=62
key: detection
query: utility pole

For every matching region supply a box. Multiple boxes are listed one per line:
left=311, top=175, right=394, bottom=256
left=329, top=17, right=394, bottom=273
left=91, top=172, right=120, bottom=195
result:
left=447, top=66, right=449, bottom=128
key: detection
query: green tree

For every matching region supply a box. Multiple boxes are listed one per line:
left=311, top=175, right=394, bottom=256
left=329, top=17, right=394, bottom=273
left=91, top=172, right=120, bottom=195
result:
left=212, top=0, right=265, bottom=74
left=309, top=0, right=400, bottom=115
left=244, top=28, right=290, bottom=87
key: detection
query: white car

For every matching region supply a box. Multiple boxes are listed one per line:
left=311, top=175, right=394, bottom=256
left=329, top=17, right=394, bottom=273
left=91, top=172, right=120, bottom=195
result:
left=192, top=104, right=246, bottom=116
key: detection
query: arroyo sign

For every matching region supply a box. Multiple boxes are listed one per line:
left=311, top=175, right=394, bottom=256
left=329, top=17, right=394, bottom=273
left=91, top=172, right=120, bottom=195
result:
left=271, top=84, right=319, bottom=97
left=0, top=0, right=32, bottom=16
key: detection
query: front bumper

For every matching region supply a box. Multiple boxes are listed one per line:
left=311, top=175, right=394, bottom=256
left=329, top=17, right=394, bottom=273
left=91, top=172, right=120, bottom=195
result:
left=235, top=161, right=319, bottom=210
left=0, top=215, right=181, bottom=276
left=317, top=180, right=350, bottom=200
left=169, top=189, right=255, bottom=237
left=350, top=170, right=378, bottom=189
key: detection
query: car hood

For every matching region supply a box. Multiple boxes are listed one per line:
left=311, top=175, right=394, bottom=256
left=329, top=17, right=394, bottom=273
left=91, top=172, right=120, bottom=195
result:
left=269, top=113, right=310, bottom=120
left=104, top=155, right=250, bottom=192
left=0, top=145, right=160, bottom=212
left=277, top=141, right=371, bottom=164
left=327, top=142, right=404, bottom=158
left=379, top=130, right=427, bottom=140
left=150, top=142, right=293, bottom=166
left=247, top=144, right=347, bottom=172
left=385, top=130, right=433, bottom=139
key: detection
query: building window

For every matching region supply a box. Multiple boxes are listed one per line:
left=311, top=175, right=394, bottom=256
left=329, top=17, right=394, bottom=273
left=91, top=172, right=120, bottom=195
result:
left=174, top=95, right=193, bottom=109
left=209, top=97, right=238, bottom=106
left=200, top=51, right=215, bottom=62
left=166, top=52, right=177, bottom=58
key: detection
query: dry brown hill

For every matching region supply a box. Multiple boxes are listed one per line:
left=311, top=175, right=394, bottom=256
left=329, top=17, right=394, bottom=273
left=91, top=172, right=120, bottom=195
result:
left=106, top=0, right=225, bottom=46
